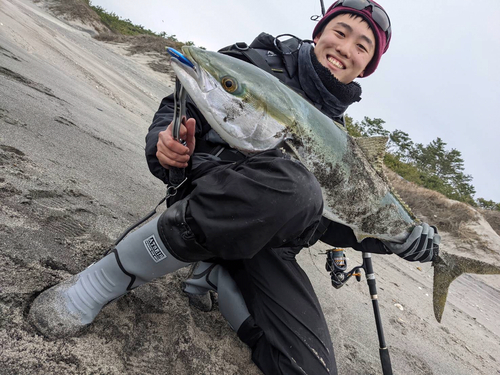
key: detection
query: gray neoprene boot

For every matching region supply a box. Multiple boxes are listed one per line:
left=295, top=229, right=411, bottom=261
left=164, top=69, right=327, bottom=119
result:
left=29, top=210, right=191, bottom=338
left=183, top=262, right=250, bottom=332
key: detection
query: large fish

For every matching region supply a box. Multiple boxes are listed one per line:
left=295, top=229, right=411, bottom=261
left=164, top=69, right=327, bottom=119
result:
left=169, top=46, right=500, bottom=321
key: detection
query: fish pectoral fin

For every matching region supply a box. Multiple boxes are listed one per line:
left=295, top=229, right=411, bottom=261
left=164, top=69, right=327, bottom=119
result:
left=284, top=138, right=303, bottom=161
left=354, top=136, right=387, bottom=173
left=432, top=252, right=500, bottom=322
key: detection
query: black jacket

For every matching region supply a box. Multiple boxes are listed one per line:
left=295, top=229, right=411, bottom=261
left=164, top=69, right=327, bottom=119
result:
left=145, top=33, right=388, bottom=254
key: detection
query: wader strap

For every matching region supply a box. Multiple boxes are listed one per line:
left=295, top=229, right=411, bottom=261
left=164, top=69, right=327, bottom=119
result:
left=196, top=138, right=246, bottom=162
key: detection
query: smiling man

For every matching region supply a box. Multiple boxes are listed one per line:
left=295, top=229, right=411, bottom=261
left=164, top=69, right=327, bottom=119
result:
left=30, top=1, right=441, bottom=374
left=144, top=2, right=437, bottom=373
left=314, top=13, right=376, bottom=82
left=312, top=0, right=389, bottom=83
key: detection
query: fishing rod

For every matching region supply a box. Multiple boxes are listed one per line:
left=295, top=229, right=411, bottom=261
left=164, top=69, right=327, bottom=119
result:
left=326, top=249, right=393, bottom=375
left=311, top=0, right=326, bottom=21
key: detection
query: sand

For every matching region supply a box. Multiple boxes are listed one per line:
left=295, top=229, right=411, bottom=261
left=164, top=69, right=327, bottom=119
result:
left=1, top=0, right=499, bottom=374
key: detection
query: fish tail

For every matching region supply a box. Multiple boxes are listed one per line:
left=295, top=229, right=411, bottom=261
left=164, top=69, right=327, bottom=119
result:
left=433, top=252, right=500, bottom=322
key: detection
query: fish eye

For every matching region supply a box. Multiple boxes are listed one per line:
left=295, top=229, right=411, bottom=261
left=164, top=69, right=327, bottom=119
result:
left=221, top=76, right=238, bottom=93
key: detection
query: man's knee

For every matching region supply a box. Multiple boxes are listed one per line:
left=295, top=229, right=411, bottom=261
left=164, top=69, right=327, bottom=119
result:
left=275, top=157, right=323, bottom=218
left=157, top=197, right=213, bottom=262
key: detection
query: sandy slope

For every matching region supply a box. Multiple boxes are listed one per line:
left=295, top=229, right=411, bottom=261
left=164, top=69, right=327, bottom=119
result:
left=1, top=0, right=499, bottom=374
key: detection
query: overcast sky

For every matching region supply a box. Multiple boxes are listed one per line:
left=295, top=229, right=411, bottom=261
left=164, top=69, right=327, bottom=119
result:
left=92, top=0, right=500, bottom=202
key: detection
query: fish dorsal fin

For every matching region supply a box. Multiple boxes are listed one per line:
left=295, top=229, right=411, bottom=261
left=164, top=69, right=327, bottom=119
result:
left=355, top=136, right=416, bottom=220
left=354, top=136, right=388, bottom=173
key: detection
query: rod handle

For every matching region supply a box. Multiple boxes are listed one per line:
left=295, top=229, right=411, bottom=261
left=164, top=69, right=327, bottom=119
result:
left=379, top=347, right=393, bottom=375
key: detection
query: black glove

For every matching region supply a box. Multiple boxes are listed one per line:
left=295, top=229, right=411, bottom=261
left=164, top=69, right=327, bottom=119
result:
left=382, top=223, right=440, bottom=263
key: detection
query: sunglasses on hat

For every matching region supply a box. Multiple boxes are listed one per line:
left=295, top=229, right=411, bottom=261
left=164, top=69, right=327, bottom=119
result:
left=330, top=0, right=391, bottom=42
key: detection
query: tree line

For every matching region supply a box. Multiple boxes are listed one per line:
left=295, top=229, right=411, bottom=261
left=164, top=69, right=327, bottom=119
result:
left=345, top=115, right=499, bottom=210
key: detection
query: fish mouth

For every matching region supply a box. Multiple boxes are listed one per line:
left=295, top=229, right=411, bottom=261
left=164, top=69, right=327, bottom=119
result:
left=170, top=47, right=199, bottom=82
left=180, top=46, right=196, bottom=67
left=170, top=47, right=216, bottom=94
